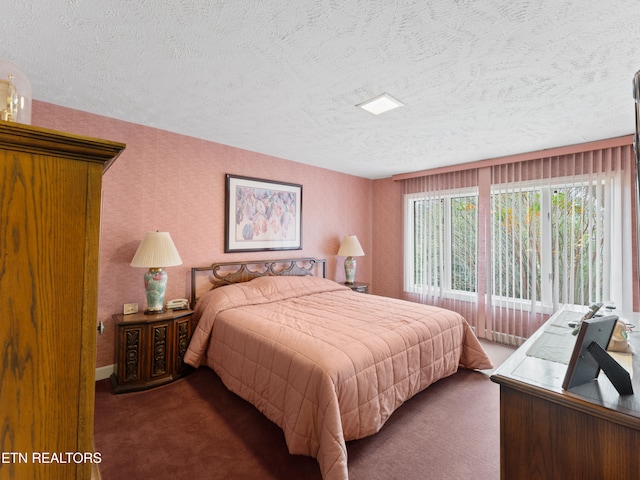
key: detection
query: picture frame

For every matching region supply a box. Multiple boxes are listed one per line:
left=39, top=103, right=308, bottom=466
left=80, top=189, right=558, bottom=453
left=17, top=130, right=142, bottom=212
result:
left=225, top=174, right=302, bottom=252
left=561, top=315, right=632, bottom=395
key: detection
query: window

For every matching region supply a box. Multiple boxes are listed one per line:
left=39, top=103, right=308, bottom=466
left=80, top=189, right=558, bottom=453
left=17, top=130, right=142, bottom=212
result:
left=404, top=190, right=477, bottom=297
left=490, top=180, right=606, bottom=310
left=491, top=187, right=541, bottom=303
left=550, top=183, right=607, bottom=305
left=408, top=196, right=443, bottom=290
left=406, top=180, right=609, bottom=308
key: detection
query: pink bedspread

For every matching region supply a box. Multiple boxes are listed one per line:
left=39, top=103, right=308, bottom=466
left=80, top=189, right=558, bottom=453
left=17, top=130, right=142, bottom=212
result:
left=184, top=276, right=492, bottom=480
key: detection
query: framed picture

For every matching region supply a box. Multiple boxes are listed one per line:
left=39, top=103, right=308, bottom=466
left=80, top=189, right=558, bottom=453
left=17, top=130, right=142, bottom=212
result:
left=225, top=174, right=302, bottom=252
left=562, top=315, right=617, bottom=391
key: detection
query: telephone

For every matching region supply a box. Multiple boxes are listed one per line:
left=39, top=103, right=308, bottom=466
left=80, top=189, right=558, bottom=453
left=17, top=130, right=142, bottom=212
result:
left=608, top=319, right=633, bottom=353
left=571, top=303, right=603, bottom=335
left=166, top=298, right=189, bottom=310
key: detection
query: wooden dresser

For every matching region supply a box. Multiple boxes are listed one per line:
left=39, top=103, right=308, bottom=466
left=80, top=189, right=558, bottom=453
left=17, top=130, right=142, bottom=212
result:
left=491, top=310, right=640, bottom=479
left=0, top=121, right=125, bottom=480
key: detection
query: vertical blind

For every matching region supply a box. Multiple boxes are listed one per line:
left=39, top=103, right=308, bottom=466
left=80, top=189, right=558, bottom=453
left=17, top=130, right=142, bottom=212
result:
left=402, top=145, right=635, bottom=345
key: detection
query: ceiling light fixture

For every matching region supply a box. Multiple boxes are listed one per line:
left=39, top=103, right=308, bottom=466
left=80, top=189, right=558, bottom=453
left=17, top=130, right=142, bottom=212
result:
left=356, top=92, right=404, bottom=115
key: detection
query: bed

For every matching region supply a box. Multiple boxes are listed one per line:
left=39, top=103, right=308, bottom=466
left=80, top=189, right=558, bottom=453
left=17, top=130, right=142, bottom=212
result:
left=184, top=258, right=492, bottom=480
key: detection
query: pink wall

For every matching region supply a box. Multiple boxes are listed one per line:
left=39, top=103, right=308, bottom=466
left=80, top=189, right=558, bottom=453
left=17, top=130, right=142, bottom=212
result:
left=371, top=177, right=403, bottom=299
left=32, top=101, right=373, bottom=368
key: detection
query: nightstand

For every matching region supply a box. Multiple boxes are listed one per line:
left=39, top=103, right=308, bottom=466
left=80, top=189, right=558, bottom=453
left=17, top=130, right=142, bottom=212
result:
left=111, top=308, right=194, bottom=393
left=345, top=282, right=369, bottom=293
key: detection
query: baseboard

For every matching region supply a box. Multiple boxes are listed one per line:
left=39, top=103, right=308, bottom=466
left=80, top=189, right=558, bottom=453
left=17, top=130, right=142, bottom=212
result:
left=95, top=364, right=115, bottom=382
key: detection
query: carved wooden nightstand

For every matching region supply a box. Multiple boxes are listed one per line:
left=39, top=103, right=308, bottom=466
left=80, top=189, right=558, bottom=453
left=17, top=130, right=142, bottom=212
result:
left=111, top=309, right=194, bottom=393
left=345, top=282, right=369, bottom=293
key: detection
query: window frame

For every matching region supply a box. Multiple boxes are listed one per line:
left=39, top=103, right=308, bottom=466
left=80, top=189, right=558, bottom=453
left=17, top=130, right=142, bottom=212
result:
left=403, top=187, right=478, bottom=299
left=404, top=174, right=607, bottom=313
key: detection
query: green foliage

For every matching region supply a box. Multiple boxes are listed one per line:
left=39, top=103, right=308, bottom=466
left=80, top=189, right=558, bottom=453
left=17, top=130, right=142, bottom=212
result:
left=491, top=185, right=603, bottom=303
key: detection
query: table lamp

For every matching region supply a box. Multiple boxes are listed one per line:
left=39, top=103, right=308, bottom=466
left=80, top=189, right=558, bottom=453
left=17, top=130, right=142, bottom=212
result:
left=130, top=231, right=182, bottom=314
left=337, top=235, right=365, bottom=284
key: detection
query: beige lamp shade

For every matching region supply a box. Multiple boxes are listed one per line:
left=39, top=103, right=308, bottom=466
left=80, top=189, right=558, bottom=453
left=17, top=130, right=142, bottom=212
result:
left=337, top=235, right=365, bottom=257
left=130, top=231, right=182, bottom=268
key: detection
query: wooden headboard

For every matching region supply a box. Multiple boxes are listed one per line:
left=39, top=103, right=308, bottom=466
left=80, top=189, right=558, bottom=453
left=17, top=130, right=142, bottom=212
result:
left=190, top=257, right=326, bottom=305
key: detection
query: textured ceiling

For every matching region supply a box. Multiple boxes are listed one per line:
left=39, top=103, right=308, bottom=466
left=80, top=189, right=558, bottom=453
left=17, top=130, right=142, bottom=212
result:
left=2, top=1, right=640, bottom=179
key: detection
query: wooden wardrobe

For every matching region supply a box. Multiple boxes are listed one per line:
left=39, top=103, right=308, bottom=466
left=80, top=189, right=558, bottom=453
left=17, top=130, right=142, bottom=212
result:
left=0, top=121, right=125, bottom=479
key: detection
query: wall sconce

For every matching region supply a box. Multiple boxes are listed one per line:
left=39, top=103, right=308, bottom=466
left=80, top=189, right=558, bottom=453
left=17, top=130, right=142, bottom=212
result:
left=130, top=231, right=182, bottom=314
left=337, top=235, right=365, bottom=284
left=0, top=61, right=32, bottom=124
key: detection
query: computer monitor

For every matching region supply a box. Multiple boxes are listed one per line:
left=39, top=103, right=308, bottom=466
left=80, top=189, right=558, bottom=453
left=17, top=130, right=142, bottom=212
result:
left=562, top=315, right=633, bottom=395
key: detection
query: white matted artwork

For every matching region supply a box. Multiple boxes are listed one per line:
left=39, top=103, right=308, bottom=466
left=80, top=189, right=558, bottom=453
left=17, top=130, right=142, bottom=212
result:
left=225, top=174, right=302, bottom=252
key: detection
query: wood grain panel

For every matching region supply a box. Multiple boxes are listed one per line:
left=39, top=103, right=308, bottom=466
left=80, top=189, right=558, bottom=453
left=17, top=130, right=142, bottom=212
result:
left=0, top=122, right=124, bottom=480
left=501, top=386, right=640, bottom=479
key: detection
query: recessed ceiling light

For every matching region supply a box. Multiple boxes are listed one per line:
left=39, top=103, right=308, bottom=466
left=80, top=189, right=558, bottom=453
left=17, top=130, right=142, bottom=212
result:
left=356, top=92, right=404, bottom=115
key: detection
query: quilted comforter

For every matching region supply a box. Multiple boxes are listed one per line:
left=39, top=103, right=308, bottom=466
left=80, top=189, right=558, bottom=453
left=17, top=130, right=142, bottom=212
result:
left=184, top=275, right=492, bottom=480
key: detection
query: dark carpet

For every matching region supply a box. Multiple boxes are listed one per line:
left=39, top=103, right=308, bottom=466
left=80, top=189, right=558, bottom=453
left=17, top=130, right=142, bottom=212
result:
left=94, top=341, right=513, bottom=480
